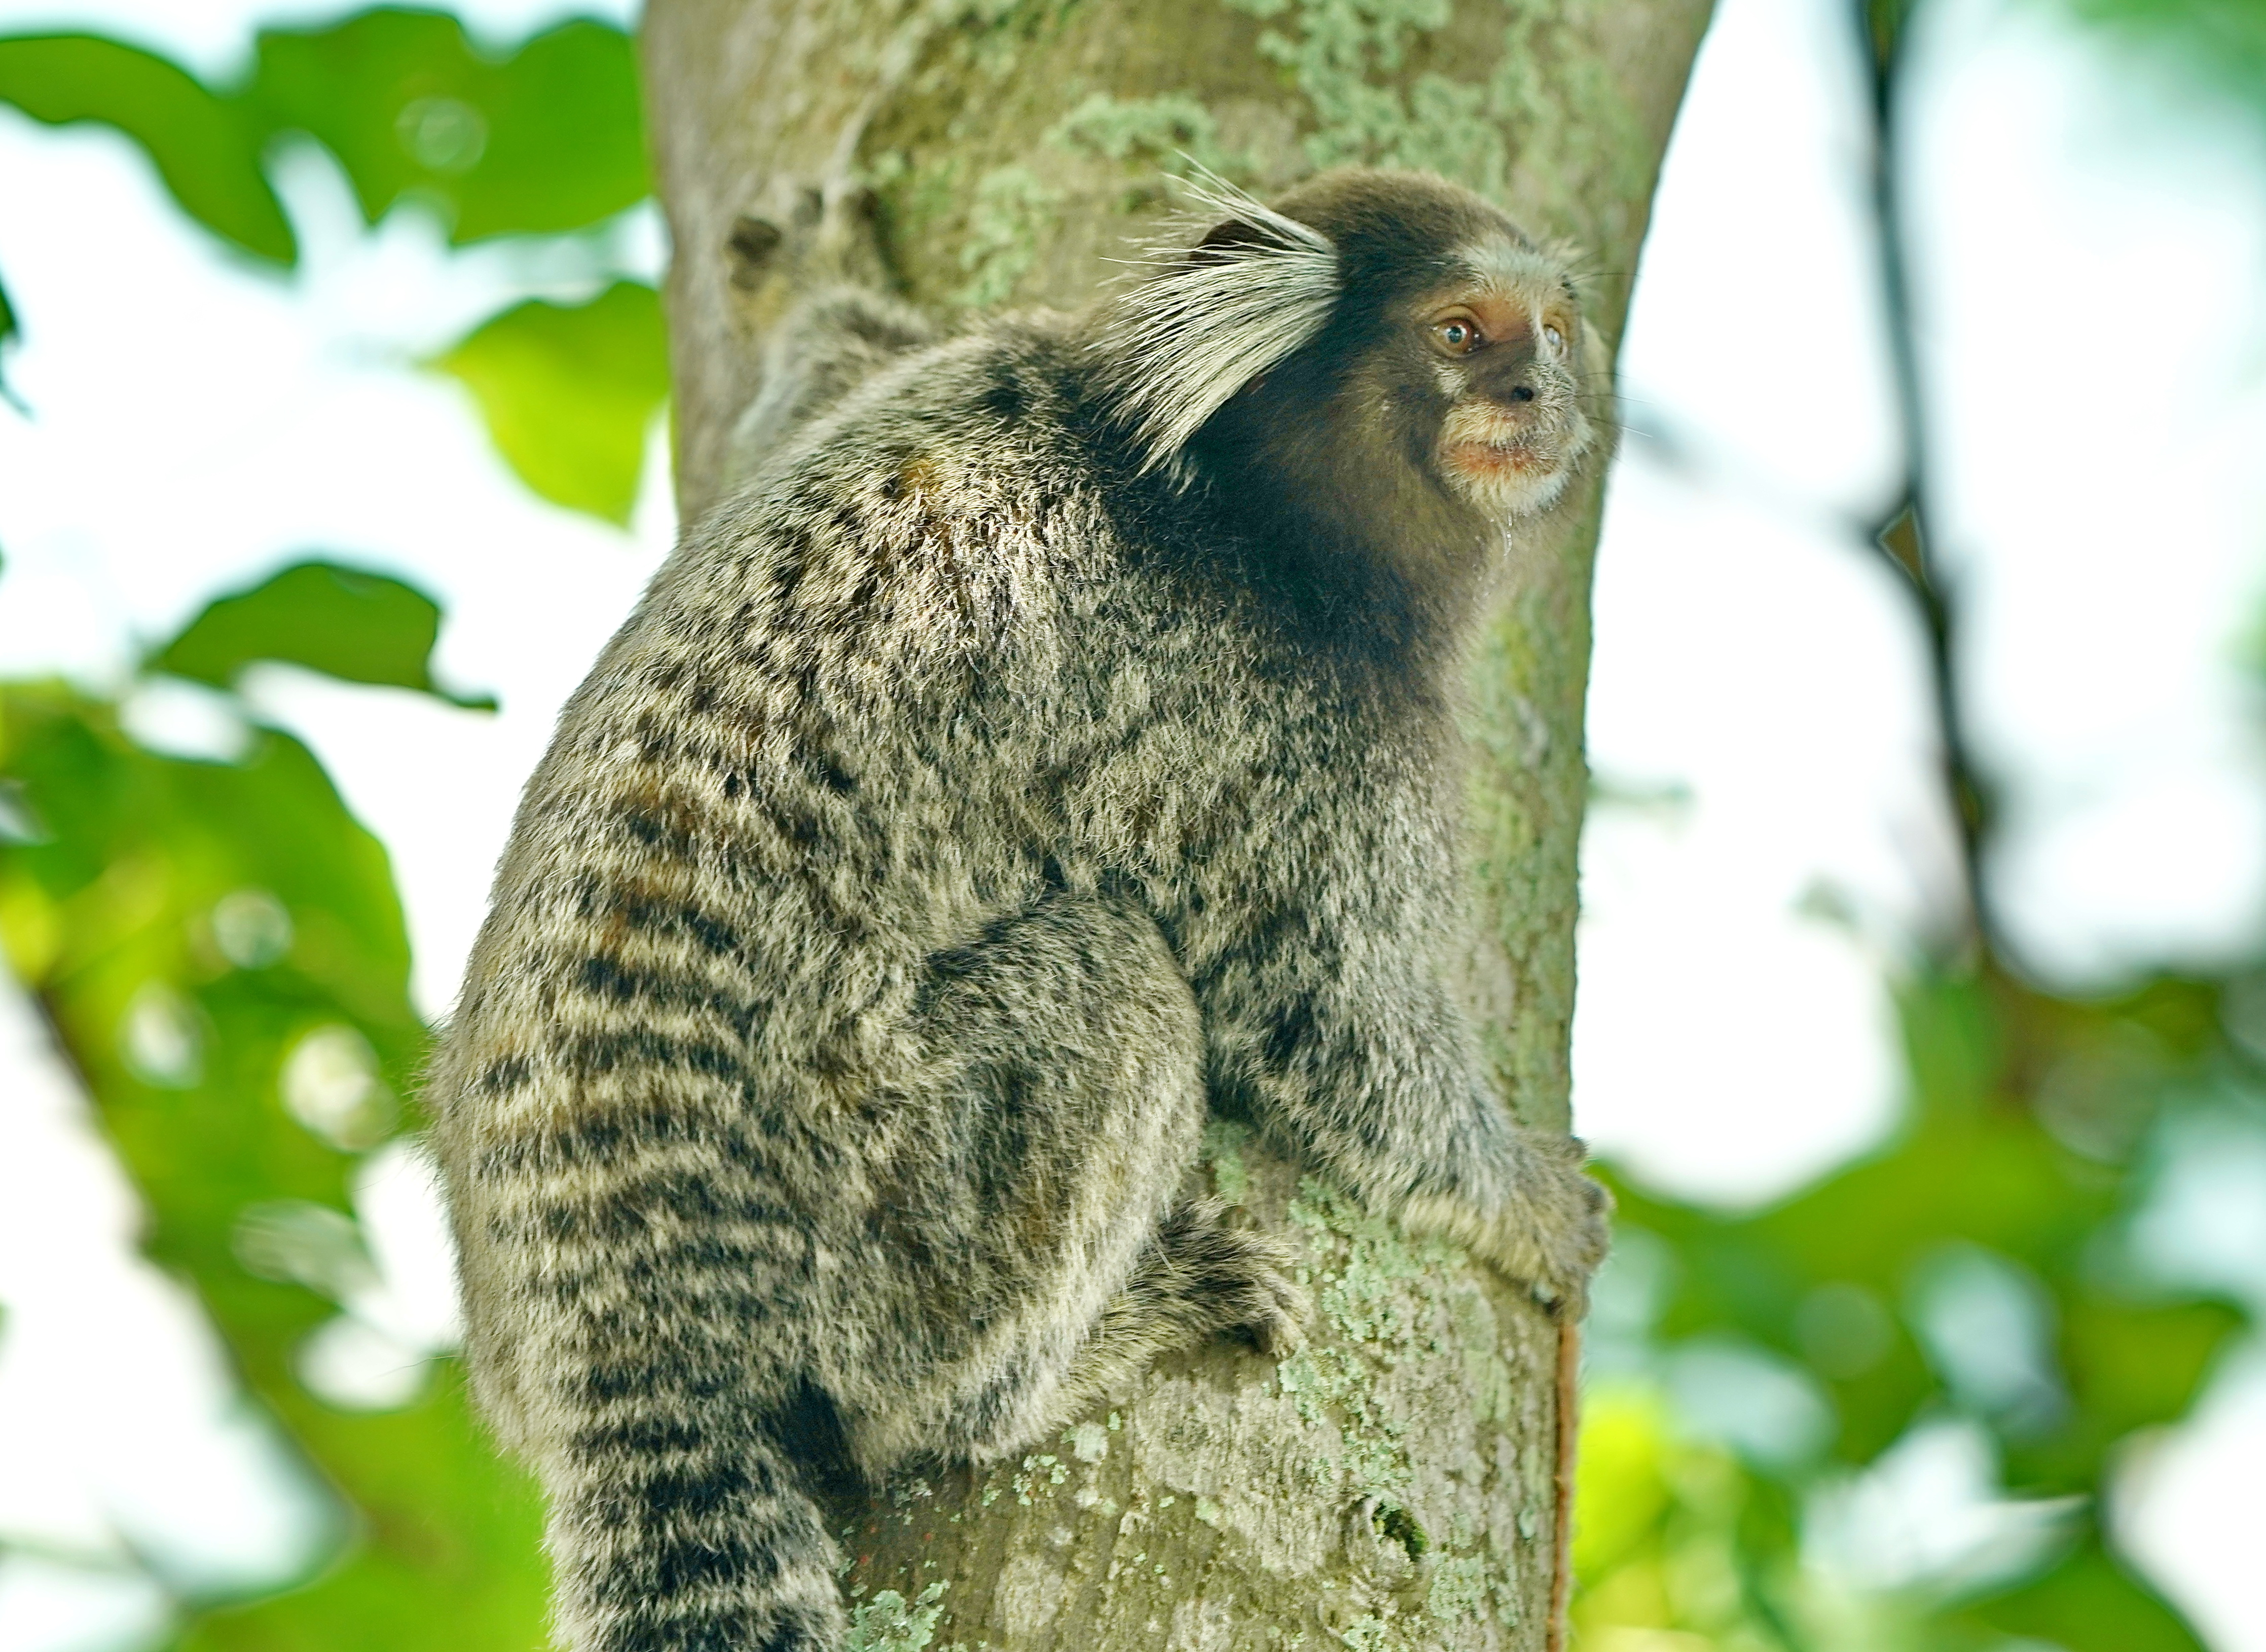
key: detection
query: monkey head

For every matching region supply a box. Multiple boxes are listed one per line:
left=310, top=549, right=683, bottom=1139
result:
left=1407, top=245, right=1594, bottom=519
left=1097, top=167, right=1602, bottom=547
left=1266, top=169, right=1597, bottom=524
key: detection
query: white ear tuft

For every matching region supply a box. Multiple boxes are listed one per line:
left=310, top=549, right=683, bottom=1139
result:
left=1093, top=170, right=1339, bottom=476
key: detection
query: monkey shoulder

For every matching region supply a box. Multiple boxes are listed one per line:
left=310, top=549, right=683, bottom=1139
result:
left=481, top=326, right=1142, bottom=893
left=668, top=325, right=1121, bottom=665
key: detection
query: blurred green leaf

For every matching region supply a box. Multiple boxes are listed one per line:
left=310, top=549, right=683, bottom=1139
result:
left=0, top=14, right=660, bottom=517
left=0, top=679, right=549, bottom=1648
left=2060, top=0, right=2266, bottom=111
left=0, top=34, right=295, bottom=262
left=2053, top=1296, right=2244, bottom=1461
left=1571, top=1388, right=1677, bottom=1583
left=149, top=559, right=496, bottom=710
left=1571, top=1386, right=1821, bottom=1647
left=245, top=9, right=646, bottom=242
left=1954, top=1537, right=2206, bottom=1651
left=1582, top=959, right=2249, bottom=1649
left=0, top=10, right=645, bottom=266
left=433, top=280, right=667, bottom=523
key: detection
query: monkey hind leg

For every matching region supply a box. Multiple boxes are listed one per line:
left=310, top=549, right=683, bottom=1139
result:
left=853, top=893, right=1279, bottom=1467
left=1055, top=1196, right=1308, bottom=1418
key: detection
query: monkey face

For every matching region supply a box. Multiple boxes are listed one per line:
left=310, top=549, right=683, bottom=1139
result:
left=1106, top=168, right=1604, bottom=556
left=1416, top=247, right=1595, bottom=520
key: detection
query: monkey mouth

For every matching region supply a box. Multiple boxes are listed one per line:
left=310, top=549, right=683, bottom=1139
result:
left=1437, top=417, right=1583, bottom=519
left=1439, top=403, right=1568, bottom=482
left=1446, top=436, right=1556, bottom=476
left=1442, top=434, right=1565, bottom=495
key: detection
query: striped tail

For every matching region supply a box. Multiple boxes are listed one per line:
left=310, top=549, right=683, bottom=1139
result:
left=544, top=1397, right=848, bottom=1652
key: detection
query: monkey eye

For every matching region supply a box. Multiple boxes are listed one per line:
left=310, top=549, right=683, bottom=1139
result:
left=1431, top=317, right=1484, bottom=356
left=1544, top=324, right=1565, bottom=352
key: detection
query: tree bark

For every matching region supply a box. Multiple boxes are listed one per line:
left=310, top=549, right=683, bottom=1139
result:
left=639, top=2, right=1708, bottom=1645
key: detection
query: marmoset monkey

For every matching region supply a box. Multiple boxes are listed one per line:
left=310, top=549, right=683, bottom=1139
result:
left=431, top=166, right=1611, bottom=1652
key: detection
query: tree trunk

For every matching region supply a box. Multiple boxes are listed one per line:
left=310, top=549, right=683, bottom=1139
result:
left=638, top=2, right=1708, bottom=1645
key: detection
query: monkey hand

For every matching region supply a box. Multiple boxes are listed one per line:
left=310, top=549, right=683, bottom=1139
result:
left=1402, top=1131, right=1612, bottom=1318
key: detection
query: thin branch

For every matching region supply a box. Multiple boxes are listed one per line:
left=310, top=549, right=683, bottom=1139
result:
left=1855, top=0, right=1999, bottom=966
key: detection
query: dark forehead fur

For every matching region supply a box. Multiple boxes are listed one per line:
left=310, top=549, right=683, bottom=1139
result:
left=1270, top=168, right=1537, bottom=304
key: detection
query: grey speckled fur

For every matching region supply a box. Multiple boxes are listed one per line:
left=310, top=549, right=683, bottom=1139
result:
left=430, top=168, right=1610, bottom=1652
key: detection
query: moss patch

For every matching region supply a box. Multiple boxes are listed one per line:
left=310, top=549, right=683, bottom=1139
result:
left=955, top=164, right=1062, bottom=305
left=1218, top=0, right=1646, bottom=242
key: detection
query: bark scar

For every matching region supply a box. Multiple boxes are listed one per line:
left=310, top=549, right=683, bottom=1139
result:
left=1548, top=1317, right=1580, bottom=1652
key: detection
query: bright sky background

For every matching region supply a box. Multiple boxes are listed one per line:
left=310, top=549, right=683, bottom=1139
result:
left=3, top=0, right=2266, bottom=1644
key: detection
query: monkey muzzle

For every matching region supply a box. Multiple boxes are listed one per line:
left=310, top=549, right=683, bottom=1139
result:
left=1438, top=395, right=1587, bottom=517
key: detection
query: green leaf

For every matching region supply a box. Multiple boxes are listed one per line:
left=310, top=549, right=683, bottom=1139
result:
left=0, top=682, right=548, bottom=1647
left=0, top=34, right=295, bottom=263
left=148, top=560, right=495, bottom=710
left=432, top=281, right=667, bottom=523
left=245, top=9, right=647, bottom=242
